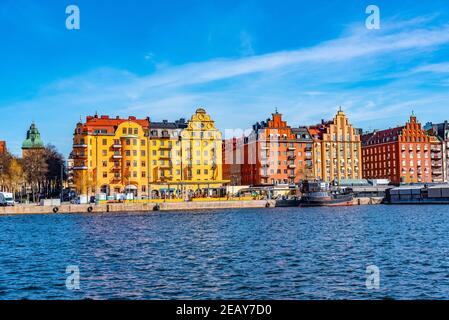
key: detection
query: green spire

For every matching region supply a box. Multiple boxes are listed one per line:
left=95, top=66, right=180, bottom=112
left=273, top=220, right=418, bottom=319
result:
left=22, top=122, right=45, bottom=149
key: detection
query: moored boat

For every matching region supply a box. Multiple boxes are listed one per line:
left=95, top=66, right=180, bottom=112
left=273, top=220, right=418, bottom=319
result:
left=299, top=181, right=354, bottom=207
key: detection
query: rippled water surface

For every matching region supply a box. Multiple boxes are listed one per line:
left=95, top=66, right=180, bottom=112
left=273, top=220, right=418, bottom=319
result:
left=1, top=205, right=449, bottom=299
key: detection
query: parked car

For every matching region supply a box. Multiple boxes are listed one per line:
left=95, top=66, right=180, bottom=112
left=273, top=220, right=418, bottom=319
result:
left=0, top=192, right=15, bottom=206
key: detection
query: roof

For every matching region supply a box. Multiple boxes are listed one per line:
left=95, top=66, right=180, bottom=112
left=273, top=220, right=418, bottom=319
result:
left=22, top=122, right=44, bottom=149
left=79, top=115, right=150, bottom=134
left=362, top=126, right=404, bottom=145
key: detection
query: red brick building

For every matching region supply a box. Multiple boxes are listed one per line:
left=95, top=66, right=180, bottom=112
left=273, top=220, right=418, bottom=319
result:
left=235, top=111, right=314, bottom=186
left=222, top=137, right=243, bottom=186
left=362, top=115, right=444, bottom=184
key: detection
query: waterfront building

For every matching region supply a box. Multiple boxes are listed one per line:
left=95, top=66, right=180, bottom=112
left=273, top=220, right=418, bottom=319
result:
left=222, top=137, right=244, bottom=186
left=240, top=110, right=314, bottom=186
left=148, top=118, right=187, bottom=197
left=72, top=109, right=227, bottom=198
left=424, top=121, right=449, bottom=182
left=176, top=108, right=226, bottom=195
left=308, top=109, right=363, bottom=183
left=72, top=115, right=151, bottom=197
left=22, top=122, right=45, bottom=157
left=0, top=141, right=6, bottom=154
left=362, top=115, right=444, bottom=184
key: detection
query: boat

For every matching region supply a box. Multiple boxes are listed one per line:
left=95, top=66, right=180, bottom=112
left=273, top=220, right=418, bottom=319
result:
left=299, top=181, right=354, bottom=207
left=275, top=196, right=301, bottom=207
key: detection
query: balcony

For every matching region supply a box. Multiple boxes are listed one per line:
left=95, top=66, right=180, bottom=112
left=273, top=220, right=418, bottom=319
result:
left=112, top=154, right=122, bottom=159
left=112, top=166, right=121, bottom=171
left=73, top=153, right=87, bottom=159
left=73, top=166, right=88, bottom=170
left=288, top=155, right=297, bottom=160
left=288, top=146, right=296, bottom=151
left=159, top=145, right=172, bottom=149
left=113, top=143, right=122, bottom=148
left=288, top=164, right=297, bottom=169
left=73, top=144, right=88, bottom=148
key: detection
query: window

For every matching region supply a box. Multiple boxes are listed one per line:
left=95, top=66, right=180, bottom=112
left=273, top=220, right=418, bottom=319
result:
left=103, top=172, right=107, bottom=178
left=102, top=161, right=107, bottom=167
left=102, top=139, right=107, bottom=146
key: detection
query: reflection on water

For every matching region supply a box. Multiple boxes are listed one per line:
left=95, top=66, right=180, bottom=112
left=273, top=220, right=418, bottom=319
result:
left=1, top=205, right=449, bottom=299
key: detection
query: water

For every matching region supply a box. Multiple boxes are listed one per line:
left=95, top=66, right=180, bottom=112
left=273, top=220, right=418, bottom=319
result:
left=1, top=205, right=449, bottom=300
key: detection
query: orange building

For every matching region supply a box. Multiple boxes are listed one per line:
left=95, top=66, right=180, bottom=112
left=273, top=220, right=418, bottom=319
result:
left=0, top=141, right=6, bottom=154
left=362, top=115, right=444, bottom=184
left=237, top=110, right=314, bottom=186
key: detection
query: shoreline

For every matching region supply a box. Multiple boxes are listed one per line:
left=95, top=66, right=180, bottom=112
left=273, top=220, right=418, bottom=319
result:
left=0, top=197, right=384, bottom=215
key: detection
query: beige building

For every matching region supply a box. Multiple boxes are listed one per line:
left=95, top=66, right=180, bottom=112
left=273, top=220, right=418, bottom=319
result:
left=308, top=109, right=362, bottom=183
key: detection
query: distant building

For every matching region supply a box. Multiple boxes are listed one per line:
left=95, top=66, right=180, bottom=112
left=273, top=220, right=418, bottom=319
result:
left=67, top=152, right=75, bottom=190
left=22, top=122, right=45, bottom=157
left=308, top=109, right=363, bottom=183
left=0, top=141, right=6, bottom=154
left=424, top=121, right=449, bottom=183
left=237, top=110, right=314, bottom=186
left=362, top=115, right=443, bottom=184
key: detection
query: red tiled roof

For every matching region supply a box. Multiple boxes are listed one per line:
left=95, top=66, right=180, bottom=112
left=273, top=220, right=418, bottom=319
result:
left=80, top=115, right=150, bottom=134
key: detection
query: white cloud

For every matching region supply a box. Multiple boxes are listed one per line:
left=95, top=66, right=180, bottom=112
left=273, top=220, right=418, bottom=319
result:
left=3, top=17, right=449, bottom=156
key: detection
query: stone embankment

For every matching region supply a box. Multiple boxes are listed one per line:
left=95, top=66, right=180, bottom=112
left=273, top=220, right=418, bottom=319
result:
left=0, top=197, right=384, bottom=215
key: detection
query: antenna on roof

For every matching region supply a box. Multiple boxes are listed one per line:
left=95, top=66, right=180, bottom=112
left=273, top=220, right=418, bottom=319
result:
left=275, top=107, right=278, bottom=114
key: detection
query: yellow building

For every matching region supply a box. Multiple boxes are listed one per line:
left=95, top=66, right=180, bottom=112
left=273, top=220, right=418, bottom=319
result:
left=149, top=108, right=227, bottom=197
left=308, top=109, right=362, bottom=183
left=72, top=115, right=151, bottom=197
left=73, top=109, right=228, bottom=199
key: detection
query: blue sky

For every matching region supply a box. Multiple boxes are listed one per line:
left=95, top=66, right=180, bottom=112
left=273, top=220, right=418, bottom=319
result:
left=1, top=0, right=449, bottom=157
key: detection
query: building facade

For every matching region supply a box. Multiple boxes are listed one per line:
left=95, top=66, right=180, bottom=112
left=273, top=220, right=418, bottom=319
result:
left=362, top=115, right=443, bottom=184
left=240, top=111, right=314, bottom=186
left=425, top=121, right=449, bottom=183
left=177, top=108, right=226, bottom=194
left=72, top=115, right=151, bottom=197
left=309, top=110, right=362, bottom=183
left=222, top=137, right=243, bottom=186
left=22, top=122, right=45, bottom=157
left=72, top=109, right=226, bottom=198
